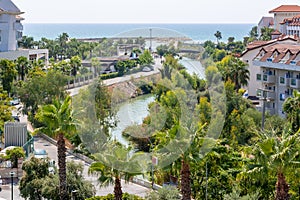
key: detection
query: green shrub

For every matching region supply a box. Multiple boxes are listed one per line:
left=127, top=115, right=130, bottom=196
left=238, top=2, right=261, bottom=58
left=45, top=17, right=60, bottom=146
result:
left=85, top=193, right=144, bottom=200
left=100, top=72, right=119, bottom=80
left=145, top=186, right=180, bottom=200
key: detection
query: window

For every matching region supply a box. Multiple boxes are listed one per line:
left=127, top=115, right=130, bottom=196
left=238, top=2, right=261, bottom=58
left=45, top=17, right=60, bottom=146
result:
left=280, top=93, right=286, bottom=101
left=256, top=90, right=262, bottom=97
left=279, top=77, right=285, bottom=84
left=256, top=74, right=262, bottom=81
left=291, top=78, right=296, bottom=86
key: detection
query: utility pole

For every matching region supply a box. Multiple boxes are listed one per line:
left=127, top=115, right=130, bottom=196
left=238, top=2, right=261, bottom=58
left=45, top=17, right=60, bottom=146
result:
left=205, top=162, right=208, bottom=200
left=259, top=88, right=274, bottom=130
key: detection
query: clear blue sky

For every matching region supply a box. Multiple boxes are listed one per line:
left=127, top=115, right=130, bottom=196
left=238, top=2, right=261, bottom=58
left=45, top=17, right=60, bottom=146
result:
left=13, top=0, right=300, bottom=24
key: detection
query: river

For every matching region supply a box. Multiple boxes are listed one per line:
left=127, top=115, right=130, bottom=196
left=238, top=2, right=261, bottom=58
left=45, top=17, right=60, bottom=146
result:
left=111, top=58, right=204, bottom=144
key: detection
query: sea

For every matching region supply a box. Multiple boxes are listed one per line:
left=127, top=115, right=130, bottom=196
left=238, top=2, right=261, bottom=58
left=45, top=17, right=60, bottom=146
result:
left=23, top=23, right=255, bottom=43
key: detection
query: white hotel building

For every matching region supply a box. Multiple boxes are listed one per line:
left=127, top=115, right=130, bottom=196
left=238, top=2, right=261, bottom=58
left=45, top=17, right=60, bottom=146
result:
left=0, top=0, right=48, bottom=63
left=241, top=36, right=300, bottom=117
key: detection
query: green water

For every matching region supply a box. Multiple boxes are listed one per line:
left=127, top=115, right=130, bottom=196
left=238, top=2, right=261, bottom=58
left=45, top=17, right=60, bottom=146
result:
left=111, top=94, right=155, bottom=145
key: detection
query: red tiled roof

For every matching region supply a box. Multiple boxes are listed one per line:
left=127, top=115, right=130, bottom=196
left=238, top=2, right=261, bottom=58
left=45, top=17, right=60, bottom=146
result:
left=241, top=35, right=298, bottom=57
left=254, top=43, right=300, bottom=66
left=271, top=30, right=282, bottom=35
left=269, top=5, right=300, bottom=13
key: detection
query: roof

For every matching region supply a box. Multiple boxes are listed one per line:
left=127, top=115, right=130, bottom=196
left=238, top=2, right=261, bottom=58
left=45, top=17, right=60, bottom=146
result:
left=0, top=0, right=21, bottom=13
left=282, top=14, right=300, bottom=26
left=253, top=43, right=300, bottom=66
left=269, top=5, right=300, bottom=13
left=241, top=35, right=298, bottom=56
left=271, top=30, right=282, bottom=35
left=258, top=17, right=274, bottom=27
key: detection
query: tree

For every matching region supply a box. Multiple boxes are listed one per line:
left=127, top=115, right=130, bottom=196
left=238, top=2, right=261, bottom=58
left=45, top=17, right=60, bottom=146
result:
left=91, top=57, right=100, bottom=77
left=241, top=126, right=300, bottom=200
left=70, top=56, right=82, bottom=76
left=15, top=56, right=31, bottom=81
left=57, top=33, right=69, bottom=60
left=19, top=157, right=50, bottom=200
left=0, top=59, right=17, bottom=94
left=18, top=69, right=67, bottom=125
left=19, top=36, right=35, bottom=49
left=260, top=27, right=274, bottom=41
left=20, top=157, right=95, bottom=200
left=145, top=186, right=180, bottom=200
left=0, top=87, right=13, bottom=133
left=283, top=90, right=300, bottom=132
left=5, top=147, right=25, bottom=168
left=138, top=50, right=154, bottom=66
left=214, top=31, right=222, bottom=43
left=217, top=56, right=249, bottom=91
left=35, top=95, right=77, bottom=200
left=249, top=26, right=258, bottom=38
left=42, top=161, right=95, bottom=200
left=89, top=143, right=140, bottom=200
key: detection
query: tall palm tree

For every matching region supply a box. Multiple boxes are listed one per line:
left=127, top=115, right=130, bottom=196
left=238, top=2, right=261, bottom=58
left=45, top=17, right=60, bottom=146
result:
left=283, top=90, right=300, bottom=132
left=15, top=56, right=30, bottom=81
left=214, top=31, right=222, bottom=43
left=244, top=126, right=300, bottom=200
left=35, top=95, right=76, bottom=200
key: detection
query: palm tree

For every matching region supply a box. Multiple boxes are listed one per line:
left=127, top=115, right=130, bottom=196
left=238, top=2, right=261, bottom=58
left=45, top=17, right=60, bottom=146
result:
left=35, top=95, right=76, bottom=200
left=15, top=56, right=30, bottom=81
left=89, top=143, right=140, bottom=200
left=70, top=56, right=81, bottom=77
left=217, top=56, right=249, bottom=91
left=243, top=126, right=300, bottom=200
left=159, top=63, right=173, bottom=80
left=283, top=90, right=300, bottom=132
left=214, top=31, right=222, bottom=43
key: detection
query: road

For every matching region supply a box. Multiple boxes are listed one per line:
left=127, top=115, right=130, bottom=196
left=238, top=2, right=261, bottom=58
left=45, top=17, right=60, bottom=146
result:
left=67, top=58, right=162, bottom=96
left=0, top=136, right=150, bottom=199
left=34, top=137, right=150, bottom=197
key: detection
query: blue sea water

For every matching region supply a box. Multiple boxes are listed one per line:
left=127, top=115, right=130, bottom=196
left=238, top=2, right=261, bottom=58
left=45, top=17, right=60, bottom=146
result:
left=23, top=23, right=254, bottom=43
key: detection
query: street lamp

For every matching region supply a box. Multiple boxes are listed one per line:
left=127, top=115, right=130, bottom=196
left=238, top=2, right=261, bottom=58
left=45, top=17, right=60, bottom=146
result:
left=258, top=88, right=274, bottom=130
left=71, top=190, right=78, bottom=200
left=10, top=171, right=15, bottom=200
left=149, top=28, right=152, bottom=52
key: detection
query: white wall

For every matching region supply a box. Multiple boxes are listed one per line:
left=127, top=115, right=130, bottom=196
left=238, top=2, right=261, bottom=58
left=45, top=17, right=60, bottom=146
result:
left=0, top=13, right=18, bottom=52
left=241, top=49, right=262, bottom=96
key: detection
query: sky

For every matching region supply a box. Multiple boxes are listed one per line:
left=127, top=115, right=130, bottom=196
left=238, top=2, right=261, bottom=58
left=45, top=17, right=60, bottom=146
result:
left=12, top=0, right=300, bottom=24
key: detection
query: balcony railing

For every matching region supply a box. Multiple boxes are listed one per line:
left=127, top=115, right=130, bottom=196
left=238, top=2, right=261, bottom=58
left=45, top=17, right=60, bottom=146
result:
left=263, top=74, right=275, bottom=84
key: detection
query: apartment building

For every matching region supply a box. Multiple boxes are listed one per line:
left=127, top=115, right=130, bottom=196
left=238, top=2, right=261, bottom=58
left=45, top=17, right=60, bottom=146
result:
left=241, top=36, right=300, bottom=116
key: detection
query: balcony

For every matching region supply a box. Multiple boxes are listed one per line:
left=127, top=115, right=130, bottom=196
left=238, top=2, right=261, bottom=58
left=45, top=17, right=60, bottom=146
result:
left=266, top=92, right=275, bottom=100
left=13, top=22, right=23, bottom=31
left=290, top=78, right=300, bottom=88
left=262, top=74, right=275, bottom=84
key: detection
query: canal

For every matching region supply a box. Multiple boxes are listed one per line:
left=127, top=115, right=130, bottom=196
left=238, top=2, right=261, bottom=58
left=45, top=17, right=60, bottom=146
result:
left=111, top=58, right=204, bottom=144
